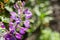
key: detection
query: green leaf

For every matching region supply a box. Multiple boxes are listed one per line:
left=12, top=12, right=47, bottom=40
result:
left=0, top=16, right=9, bottom=23
left=34, top=6, right=41, bottom=16
left=10, top=0, right=15, bottom=3
left=5, top=6, right=13, bottom=12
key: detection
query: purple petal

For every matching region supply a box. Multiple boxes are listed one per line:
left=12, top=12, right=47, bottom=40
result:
left=25, top=13, right=32, bottom=19
left=14, top=3, right=19, bottom=9
left=9, top=26, right=15, bottom=31
left=19, top=27, right=27, bottom=34
left=15, top=33, right=22, bottom=39
left=20, top=29, right=25, bottom=34
left=18, top=9, right=21, bottom=14
left=10, top=30, right=15, bottom=34
left=16, top=20, right=20, bottom=24
left=10, top=16, right=16, bottom=20
left=24, top=20, right=30, bottom=28
left=21, top=27, right=28, bottom=31
left=10, top=36, right=16, bottom=40
left=4, top=34, right=11, bottom=40
left=9, top=22, right=15, bottom=31
left=24, top=9, right=28, bottom=14
left=10, top=12, right=16, bottom=17
left=9, top=22, right=14, bottom=25
left=22, top=1, right=25, bottom=7
left=10, top=12, right=17, bottom=20
left=9, top=22, right=13, bottom=27
left=24, top=9, right=32, bottom=19
left=1, top=25, right=5, bottom=29
left=15, top=18, right=21, bottom=24
left=1, top=23, right=5, bottom=29
left=0, top=22, right=5, bottom=29
left=4, top=33, right=16, bottom=40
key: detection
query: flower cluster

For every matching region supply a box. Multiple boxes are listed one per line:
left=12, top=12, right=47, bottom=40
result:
left=0, top=1, right=32, bottom=40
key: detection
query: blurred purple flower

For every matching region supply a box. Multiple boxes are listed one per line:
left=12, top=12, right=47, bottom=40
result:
left=10, top=12, right=17, bottom=20
left=15, top=18, right=21, bottom=24
left=18, top=9, right=21, bottom=14
left=19, top=27, right=27, bottom=34
left=20, top=29, right=25, bottom=35
left=0, top=22, right=5, bottom=29
left=15, top=33, right=22, bottom=39
left=9, top=26, right=15, bottom=32
left=24, top=20, right=30, bottom=28
left=22, top=1, right=25, bottom=7
left=9, top=22, right=15, bottom=32
left=10, top=30, right=15, bottom=34
left=4, top=33, right=16, bottom=40
left=25, top=13, right=32, bottom=19
left=10, top=16, right=16, bottom=20
left=4, top=34, right=11, bottom=40
left=10, top=36, right=16, bottom=40
left=14, top=3, right=19, bottom=9
left=10, top=12, right=16, bottom=16
left=24, top=9, right=32, bottom=19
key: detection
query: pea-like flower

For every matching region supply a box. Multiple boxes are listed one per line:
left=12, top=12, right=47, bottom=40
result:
left=4, top=33, right=16, bottom=40
left=19, top=27, right=27, bottom=34
left=0, top=22, right=5, bottom=29
left=24, top=20, right=30, bottom=28
left=15, top=33, right=22, bottom=39
left=1, top=1, right=32, bottom=40
left=24, top=9, right=32, bottom=19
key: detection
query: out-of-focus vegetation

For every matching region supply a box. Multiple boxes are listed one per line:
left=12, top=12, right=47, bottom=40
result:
left=0, top=0, right=60, bottom=40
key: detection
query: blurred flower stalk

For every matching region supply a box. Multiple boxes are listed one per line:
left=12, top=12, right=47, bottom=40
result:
left=0, top=0, right=32, bottom=40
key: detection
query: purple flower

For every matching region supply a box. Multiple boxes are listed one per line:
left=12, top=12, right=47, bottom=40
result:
left=19, top=27, right=27, bottom=34
left=10, top=36, right=16, bottom=40
left=9, top=22, right=15, bottom=32
left=4, top=34, right=11, bottom=40
left=22, top=1, right=25, bottom=7
left=21, top=27, right=28, bottom=31
left=4, top=33, right=16, bottom=40
left=15, top=18, right=21, bottom=24
left=15, top=20, right=20, bottom=24
left=9, top=26, right=15, bottom=32
left=1, top=24, right=5, bottom=29
left=20, top=29, right=25, bottom=35
left=24, top=20, right=30, bottom=28
left=9, top=22, right=13, bottom=25
left=25, top=13, right=32, bottom=19
left=10, top=30, right=15, bottom=34
left=24, top=9, right=32, bottom=19
left=14, top=3, right=19, bottom=9
left=14, top=1, right=25, bottom=9
left=1, top=23, right=5, bottom=29
left=9, top=22, right=13, bottom=27
left=10, top=12, right=16, bottom=20
left=24, top=9, right=28, bottom=14
left=10, top=16, right=16, bottom=20
left=15, top=33, right=22, bottom=39
left=0, top=22, right=5, bottom=29
left=18, top=9, right=21, bottom=14
left=10, top=12, right=16, bottom=16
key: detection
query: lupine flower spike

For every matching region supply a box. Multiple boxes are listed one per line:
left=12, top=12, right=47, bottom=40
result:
left=0, top=1, right=32, bottom=40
